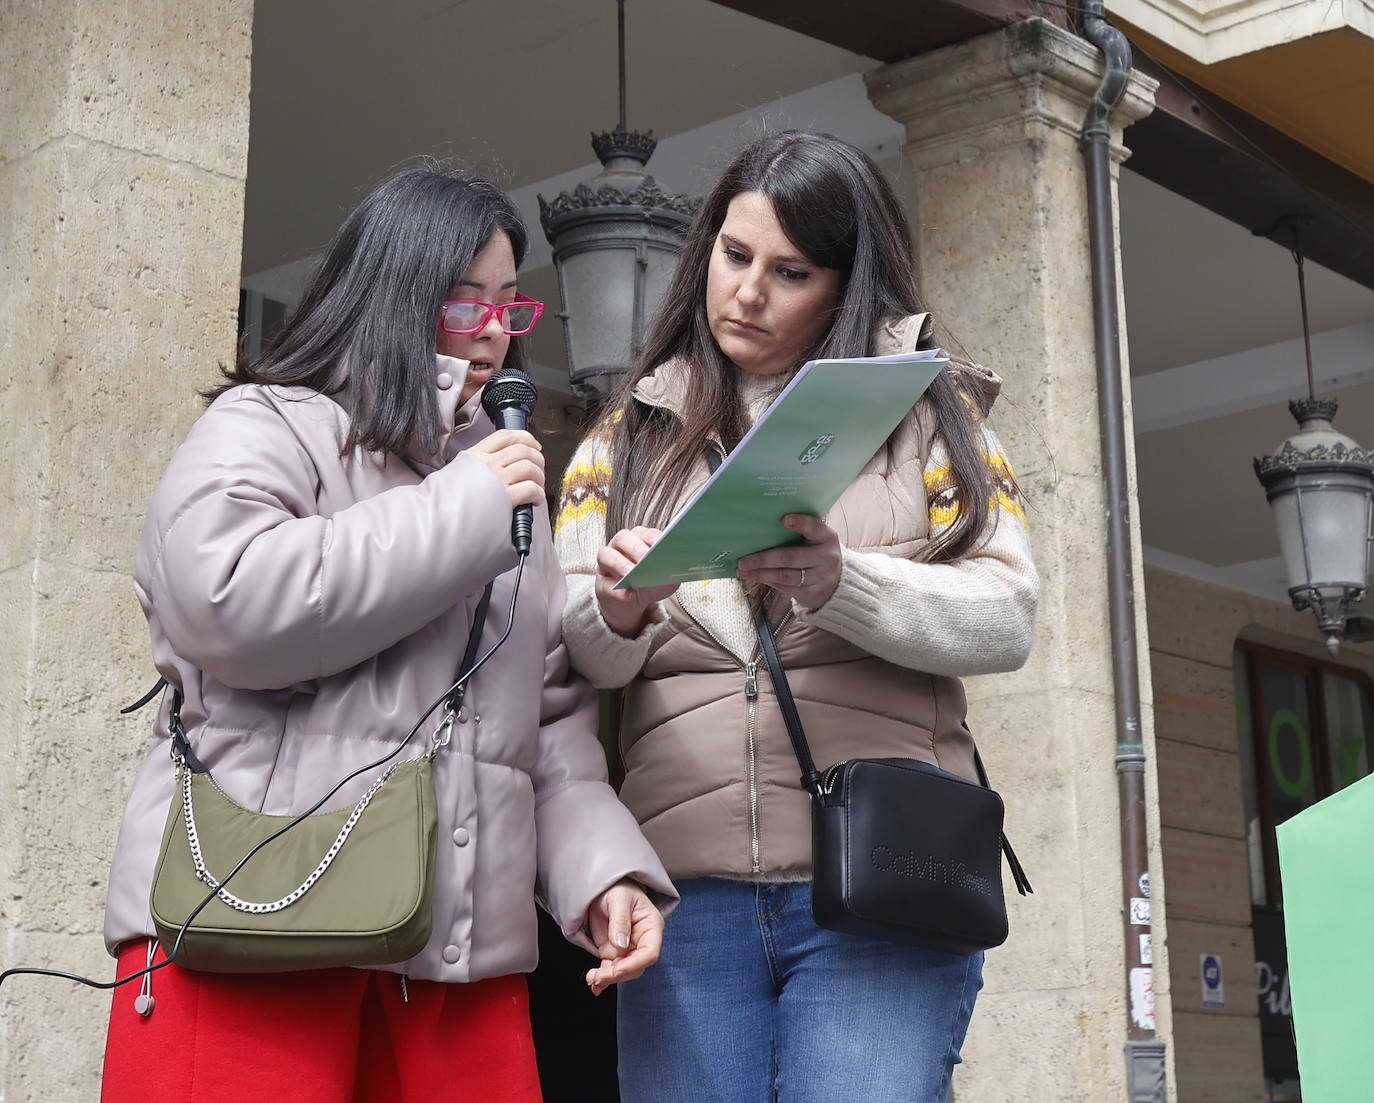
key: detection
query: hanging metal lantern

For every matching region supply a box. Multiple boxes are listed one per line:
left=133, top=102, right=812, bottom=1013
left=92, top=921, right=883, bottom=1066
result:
left=539, top=128, right=698, bottom=399
left=1252, top=224, right=1374, bottom=654
left=537, top=0, right=699, bottom=401
left=1255, top=398, right=1374, bottom=655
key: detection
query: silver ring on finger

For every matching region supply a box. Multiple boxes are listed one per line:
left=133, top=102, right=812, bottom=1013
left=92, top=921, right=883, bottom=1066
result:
left=799, top=568, right=807, bottom=587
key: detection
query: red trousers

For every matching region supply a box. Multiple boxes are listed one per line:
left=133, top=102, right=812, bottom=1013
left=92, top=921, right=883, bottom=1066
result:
left=102, top=941, right=543, bottom=1102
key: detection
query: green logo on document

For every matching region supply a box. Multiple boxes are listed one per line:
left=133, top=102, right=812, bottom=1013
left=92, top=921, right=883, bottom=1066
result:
left=798, top=435, right=834, bottom=465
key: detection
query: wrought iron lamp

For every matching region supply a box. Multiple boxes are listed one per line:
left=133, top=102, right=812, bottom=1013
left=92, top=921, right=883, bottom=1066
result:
left=1253, top=224, right=1374, bottom=655
left=538, top=0, right=699, bottom=401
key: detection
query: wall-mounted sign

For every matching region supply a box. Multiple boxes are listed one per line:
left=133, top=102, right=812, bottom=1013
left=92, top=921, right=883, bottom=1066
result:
left=1200, top=952, right=1225, bottom=1010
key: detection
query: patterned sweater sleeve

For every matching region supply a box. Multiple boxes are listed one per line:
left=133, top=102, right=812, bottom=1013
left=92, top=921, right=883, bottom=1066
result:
left=797, top=419, right=1039, bottom=677
left=553, top=420, right=669, bottom=689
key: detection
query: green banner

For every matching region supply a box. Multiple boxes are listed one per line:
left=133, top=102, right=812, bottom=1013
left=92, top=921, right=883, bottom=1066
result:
left=1276, top=770, right=1374, bottom=1100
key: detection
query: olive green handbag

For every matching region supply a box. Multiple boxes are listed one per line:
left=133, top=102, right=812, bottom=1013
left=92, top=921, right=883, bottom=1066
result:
left=149, top=749, right=439, bottom=973
left=148, top=585, right=491, bottom=973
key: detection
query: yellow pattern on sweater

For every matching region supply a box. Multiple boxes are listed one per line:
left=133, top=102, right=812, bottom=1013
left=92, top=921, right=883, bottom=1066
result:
left=558, top=412, right=1028, bottom=549
left=555, top=422, right=615, bottom=536
left=923, top=443, right=1027, bottom=529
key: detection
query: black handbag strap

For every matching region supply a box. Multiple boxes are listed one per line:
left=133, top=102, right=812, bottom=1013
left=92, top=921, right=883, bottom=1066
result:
left=445, top=581, right=495, bottom=715
left=156, top=581, right=497, bottom=771
left=753, top=603, right=824, bottom=798
left=970, top=738, right=1033, bottom=895
left=750, top=605, right=1032, bottom=896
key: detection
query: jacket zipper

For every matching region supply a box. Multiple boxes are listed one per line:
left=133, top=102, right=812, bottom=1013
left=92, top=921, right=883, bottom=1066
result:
left=675, top=599, right=793, bottom=876
left=744, top=659, right=761, bottom=873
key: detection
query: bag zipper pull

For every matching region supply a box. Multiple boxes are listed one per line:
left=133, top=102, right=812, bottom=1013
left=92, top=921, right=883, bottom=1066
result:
left=134, top=937, right=157, bottom=1017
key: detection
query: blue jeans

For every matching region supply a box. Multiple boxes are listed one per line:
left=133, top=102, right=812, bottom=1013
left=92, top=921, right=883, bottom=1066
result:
left=617, top=878, right=982, bottom=1103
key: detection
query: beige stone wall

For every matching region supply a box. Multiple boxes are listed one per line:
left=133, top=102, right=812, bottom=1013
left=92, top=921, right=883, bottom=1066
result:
left=868, top=20, right=1167, bottom=1102
left=0, top=1, right=253, bottom=1097
left=1144, top=565, right=1374, bottom=1102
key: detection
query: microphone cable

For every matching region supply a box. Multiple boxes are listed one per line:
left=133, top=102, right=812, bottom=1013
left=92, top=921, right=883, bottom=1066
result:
left=0, top=554, right=527, bottom=1000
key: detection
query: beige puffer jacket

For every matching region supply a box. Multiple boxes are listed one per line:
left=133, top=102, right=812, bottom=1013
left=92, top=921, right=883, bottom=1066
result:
left=568, top=315, right=1036, bottom=880
left=104, top=354, right=676, bottom=983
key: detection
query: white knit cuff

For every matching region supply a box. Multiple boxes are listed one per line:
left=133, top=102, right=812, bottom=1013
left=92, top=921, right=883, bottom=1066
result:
left=793, top=546, right=886, bottom=639
left=562, top=575, right=666, bottom=689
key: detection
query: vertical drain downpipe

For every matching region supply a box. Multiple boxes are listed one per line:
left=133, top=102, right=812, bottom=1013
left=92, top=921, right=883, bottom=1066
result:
left=1079, top=6, right=1169, bottom=1101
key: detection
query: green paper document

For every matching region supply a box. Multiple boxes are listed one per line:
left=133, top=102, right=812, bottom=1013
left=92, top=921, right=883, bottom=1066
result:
left=617, top=350, right=946, bottom=589
left=1276, top=771, right=1374, bottom=1101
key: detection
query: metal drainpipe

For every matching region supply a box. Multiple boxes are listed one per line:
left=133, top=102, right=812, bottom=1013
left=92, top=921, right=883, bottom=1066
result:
left=1079, top=6, right=1169, bottom=1101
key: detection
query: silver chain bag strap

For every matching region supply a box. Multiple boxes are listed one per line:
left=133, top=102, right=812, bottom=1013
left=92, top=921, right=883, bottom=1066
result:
left=148, top=583, right=493, bottom=972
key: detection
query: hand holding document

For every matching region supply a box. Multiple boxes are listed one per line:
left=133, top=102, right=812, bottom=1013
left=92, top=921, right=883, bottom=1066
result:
left=616, top=350, right=946, bottom=589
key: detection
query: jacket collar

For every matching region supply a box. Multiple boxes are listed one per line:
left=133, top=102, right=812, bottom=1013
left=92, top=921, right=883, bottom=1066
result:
left=874, top=312, right=1003, bottom=417
left=631, top=355, right=694, bottom=418
left=401, top=354, right=489, bottom=475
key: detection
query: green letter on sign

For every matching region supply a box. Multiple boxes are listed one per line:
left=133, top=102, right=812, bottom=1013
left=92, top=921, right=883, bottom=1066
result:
left=1269, top=708, right=1312, bottom=799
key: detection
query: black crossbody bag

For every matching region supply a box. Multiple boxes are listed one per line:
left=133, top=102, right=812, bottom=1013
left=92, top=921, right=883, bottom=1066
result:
left=751, top=606, right=1032, bottom=954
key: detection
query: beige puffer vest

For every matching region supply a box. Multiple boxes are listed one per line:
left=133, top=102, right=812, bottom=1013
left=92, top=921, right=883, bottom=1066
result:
left=616, top=314, right=986, bottom=880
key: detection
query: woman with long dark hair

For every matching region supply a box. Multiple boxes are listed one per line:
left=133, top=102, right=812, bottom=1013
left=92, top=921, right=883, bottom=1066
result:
left=100, top=164, right=675, bottom=1103
left=555, top=131, right=1039, bottom=1101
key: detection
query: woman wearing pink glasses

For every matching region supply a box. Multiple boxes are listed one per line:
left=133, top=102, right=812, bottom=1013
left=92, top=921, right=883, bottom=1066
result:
left=99, top=164, right=674, bottom=1103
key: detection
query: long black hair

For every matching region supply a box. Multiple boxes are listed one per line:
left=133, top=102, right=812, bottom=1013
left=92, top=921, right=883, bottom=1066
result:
left=217, top=164, right=529, bottom=456
left=602, top=130, right=995, bottom=562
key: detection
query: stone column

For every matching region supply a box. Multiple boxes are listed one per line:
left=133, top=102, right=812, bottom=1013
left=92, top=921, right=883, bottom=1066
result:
left=0, top=2, right=252, bottom=1097
left=868, top=19, right=1161, bottom=1102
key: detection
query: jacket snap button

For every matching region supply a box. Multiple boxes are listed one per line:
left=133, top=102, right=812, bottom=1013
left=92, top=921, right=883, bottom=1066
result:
left=442, top=945, right=461, bottom=964
left=452, top=827, right=470, bottom=847
left=436, top=372, right=454, bottom=390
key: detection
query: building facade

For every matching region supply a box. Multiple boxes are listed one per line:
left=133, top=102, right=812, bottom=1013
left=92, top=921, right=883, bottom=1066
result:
left=3, top=2, right=1372, bottom=1099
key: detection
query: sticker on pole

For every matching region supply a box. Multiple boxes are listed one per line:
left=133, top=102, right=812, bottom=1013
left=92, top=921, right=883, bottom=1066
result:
left=1129, top=966, right=1155, bottom=1030
left=1200, top=952, right=1225, bottom=1010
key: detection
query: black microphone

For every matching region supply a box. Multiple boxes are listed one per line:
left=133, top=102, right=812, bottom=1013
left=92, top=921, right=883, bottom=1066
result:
left=480, top=366, right=540, bottom=556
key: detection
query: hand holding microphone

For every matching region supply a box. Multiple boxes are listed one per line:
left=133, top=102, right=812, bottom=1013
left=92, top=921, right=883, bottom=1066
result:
left=474, top=366, right=541, bottom=555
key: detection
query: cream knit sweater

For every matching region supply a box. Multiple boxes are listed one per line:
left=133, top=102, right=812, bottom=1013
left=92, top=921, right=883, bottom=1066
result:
left=554, top=375, right=1039, bottom=687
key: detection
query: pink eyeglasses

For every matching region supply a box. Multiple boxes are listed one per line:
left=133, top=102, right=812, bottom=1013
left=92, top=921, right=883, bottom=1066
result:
left=438, top=294, right=544, bottom=336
